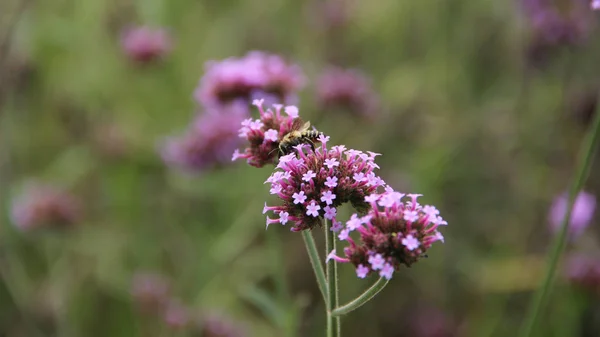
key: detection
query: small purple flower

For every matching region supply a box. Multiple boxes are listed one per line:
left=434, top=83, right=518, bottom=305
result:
left=323, top=206, right=337, bottom=220
left=368, top=253, right=386, bottom=270
left=330, top=189, right=447, bottom=279
left=320, top=190, right=336, bottom=205
left=293, top=191, right=307, bottom=204
left=121, top=26, right=172, bottom=63
left=306, top=201, right=321, bottom=217
left=356, top=264, right=370, bottom=278
left=330, top=220, right=343, bottom=232
left=316, top=66, right=380, bottom=118
left=549, top=191, right=596, bottom=239
left=593, top=0, right=600, bottom=10
left=325, top=176, right=338, bottom=188
left=379, top=263, right=394, bottom=280
left=303, top=170, right=317, bottom=182
left=194, top=51, right=305, bottom=109
left=10, top=183, right=82, bottom=231
left=402, top=235, right=420, bottom=251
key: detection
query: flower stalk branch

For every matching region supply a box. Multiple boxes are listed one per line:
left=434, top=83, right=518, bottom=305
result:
left=332, top=277, right=389, bottom=317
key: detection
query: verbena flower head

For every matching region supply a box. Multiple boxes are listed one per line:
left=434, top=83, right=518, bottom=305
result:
left=121, top=26, right=172, bottom=63
left=232, top=99, right=305, bottom=167
left=193, top=51, right=305, bottom=109
left=328, top=190, right=447, bottom=280
left=548, top=191, right=596, bottom=239
left=316, top=66, right=379, bottom=118
left=10, top=183, right=81, bottom=231
left=130, top=272, right=171, bottom=315
left=565, top=255, right=600, bottom=295
left=161, top=105, right=245, bottom=172
left=262, top=136, right=386, bottom=232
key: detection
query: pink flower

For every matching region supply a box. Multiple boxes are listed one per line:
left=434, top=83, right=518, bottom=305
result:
left=320, top=191, right=337, bottom=205
left=316, top=66, right=379, bottom=118
left=161, top=105, right=245, bottom=172
left=194, top=51, right=305, bottom=109
left=306, top=201, right=321, bottom=217
left=356, top=264, right=370, bottom=278
left=549, top=191, right=596, bottom=239
left=121, top=26, right=172, bottom=63
left=10, top=183, right=82, bottom=231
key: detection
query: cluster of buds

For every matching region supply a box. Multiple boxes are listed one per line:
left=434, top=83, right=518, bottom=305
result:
left=131, top=272, right=245, bottom=336
left=327, top=190, right=446, bottom=280
left=232, top=99, right=303, bottom=167
left=194, top=51, right=305, bottom=109
left=161, top=104, right=247, bottom=172
left=316, top=66, right=379, bottom=118
left=120, top=26, right=172, bottom=64
left=10, top=183, right=81, bottom=232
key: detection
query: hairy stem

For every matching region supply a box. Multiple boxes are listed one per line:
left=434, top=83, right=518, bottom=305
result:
left=325, top=219, right=340, bottom=337
left=302, top=231, right=328, bottom=302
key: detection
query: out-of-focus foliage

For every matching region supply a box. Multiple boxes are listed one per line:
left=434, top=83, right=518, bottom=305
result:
left=1, top=0, right=600, bottom=336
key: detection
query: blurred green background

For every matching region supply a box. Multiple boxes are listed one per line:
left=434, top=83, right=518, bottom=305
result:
left=1, top=0, right=600, bottom=336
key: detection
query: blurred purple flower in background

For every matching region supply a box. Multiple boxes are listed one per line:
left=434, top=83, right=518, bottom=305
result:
left=193, top=51, right=305, bottom=109
left=565, top=255, right=600, bottom=295
left=592, top=0, right=600, bottom=10
left=548, top=191, right=596, bottom=239
left=520, top=0, right=594, bottom=63
left=316, top=66, right=379, bottom=118
left=121, top=26, right=172, bottom=63
left=10, top=183, right=81, bottom=231
left=161, top=105, right=246, bottom=172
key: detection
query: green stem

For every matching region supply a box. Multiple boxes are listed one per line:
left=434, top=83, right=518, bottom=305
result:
left=325, top=219, right=340, bottom=337
left=301, top=231, right=328, bottom=302
left=332, top=277, right=389, bottom=317
left=518, top=92, right=600, bottom=337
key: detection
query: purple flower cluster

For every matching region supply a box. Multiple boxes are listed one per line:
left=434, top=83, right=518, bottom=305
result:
left=548, top=191, right=596, bottom=240
left=328, top=190, right=447, bottom=280
left=121, top=26, right=172, bottom=63
left=161, top=105, right=246, bottom=172
left=261, top=134, right=386, bottom=232
left=316, top=66, right=379, bottom=118
left=565, top=255, right=600, bottom=295
left=194, top=51, right=305, bottom=109
left=10, top=183, right=81, bottom=231
left=161, top=51, right=305, bottom=172
left=232, top=99, right=303, bottom=168
left=521, top=0, right=593, bottom=62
